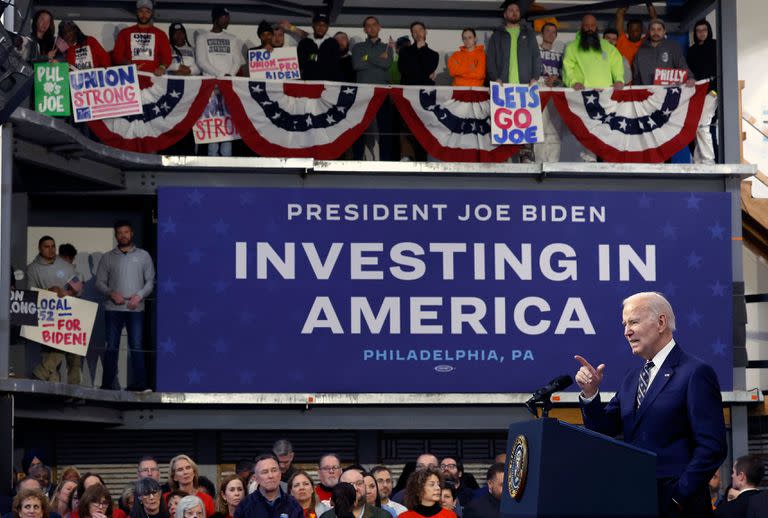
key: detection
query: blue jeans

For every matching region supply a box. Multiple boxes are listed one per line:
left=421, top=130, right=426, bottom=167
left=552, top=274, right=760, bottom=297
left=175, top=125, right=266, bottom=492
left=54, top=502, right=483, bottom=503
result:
left=102, top=310, right=145, bottom=390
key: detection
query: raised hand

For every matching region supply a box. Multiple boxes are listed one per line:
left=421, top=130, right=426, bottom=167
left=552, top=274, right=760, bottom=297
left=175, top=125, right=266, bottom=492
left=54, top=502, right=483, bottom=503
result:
left=574, top=355, right=605, bottom=398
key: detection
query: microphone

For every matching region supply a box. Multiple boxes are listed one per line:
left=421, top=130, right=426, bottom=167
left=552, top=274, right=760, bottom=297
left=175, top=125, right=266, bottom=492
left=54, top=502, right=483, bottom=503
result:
left=525, top=374, right=574, bottom=406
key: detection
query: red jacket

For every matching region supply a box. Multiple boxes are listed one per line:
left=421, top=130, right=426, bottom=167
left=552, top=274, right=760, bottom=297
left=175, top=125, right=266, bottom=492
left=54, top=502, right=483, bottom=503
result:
left=67, top=36, right=111, bottom=69
left=112, top=25, right=171, bottom=73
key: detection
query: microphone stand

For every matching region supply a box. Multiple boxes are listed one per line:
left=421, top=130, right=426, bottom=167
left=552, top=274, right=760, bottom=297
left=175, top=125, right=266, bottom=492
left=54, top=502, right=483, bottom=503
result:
left=524, top=393, right=554, bottom=419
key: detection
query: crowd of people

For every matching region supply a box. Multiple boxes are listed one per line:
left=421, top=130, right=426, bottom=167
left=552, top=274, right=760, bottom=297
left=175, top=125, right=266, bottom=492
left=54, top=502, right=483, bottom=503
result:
left=19, top=221, right=155, bottom=392
left=16, top=0, right=718, bottom=162
left=2, top=444, right=510, bottom=518
left=3, top=442, right=766, bottom=518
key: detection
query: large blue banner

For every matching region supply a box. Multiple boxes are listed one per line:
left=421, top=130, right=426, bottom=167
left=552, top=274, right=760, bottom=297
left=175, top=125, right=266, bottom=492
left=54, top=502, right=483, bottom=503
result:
left=157, top=187, right=733, bottom=393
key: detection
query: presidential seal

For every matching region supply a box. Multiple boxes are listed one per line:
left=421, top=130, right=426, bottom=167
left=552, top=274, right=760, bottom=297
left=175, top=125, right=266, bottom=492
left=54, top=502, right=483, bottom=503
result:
left=507, top=434, right=529, bottom=500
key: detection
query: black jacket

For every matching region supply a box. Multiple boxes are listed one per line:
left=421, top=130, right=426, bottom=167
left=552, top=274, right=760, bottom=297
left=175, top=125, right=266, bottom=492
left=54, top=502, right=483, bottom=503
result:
left=398, top=43, right=439, bottom=85
left=462, top=492, right=500, bottom=518
left=714, top=489, right=762, bottom=518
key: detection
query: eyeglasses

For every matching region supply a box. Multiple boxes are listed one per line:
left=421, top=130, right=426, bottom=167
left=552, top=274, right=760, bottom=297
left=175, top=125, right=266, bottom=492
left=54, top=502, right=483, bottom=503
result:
left=140, top=491, right=160, bottom=499
left=319, top=465, right=341, bottom=472
left=439, top=464, right=457, bottom=470
left=91, top=501, right=109, bottom=509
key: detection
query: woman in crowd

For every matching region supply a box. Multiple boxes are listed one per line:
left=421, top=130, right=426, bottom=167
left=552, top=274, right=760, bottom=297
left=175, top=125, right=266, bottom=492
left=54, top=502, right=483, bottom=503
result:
left=31, top=10, right=56, bottom=60
left=168, top=23, right=200, bottom=76
left=118, top=486, right=134, bottom=516
left=209, top=475, right=242, bottom=518
left=329, top=484, right=356, bottom=518
left=174, top=496, right=205, bottom=518
left=77, top=485, right=113, bottom=518
left=50, top=479, right=78, bottom=517
left=447, top=28, right=485, bottom=87
left=13, top=489, right=49, bottom=518
left=288, top=470, right=324, bottom=518
left=363, top=474, right=395, bottom=518
left=58, top=20, right=111, bottom=70
left=75, top=473, right=126, bottom=518
left=401, top=468, right=456, bottom=518
left=167, top=456, right=215, bottom=517
left=131, top=478, right=169, bottom=518
left=439, top=483, right=460, bottom=517
left=165, top=491, right=187, bottom=518
left=61, top=468, right=81, bottom=484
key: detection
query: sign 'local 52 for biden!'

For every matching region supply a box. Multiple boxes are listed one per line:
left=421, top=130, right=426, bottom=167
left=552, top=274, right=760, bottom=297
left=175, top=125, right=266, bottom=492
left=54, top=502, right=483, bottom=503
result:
left=490, top=83, right=544, bottom=145
left=69, top=64, right=143, bottom=123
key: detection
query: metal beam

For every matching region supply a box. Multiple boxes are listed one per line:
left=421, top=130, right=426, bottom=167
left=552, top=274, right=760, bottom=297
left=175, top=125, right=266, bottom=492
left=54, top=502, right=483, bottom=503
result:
left=678, top=0, right=716, bottom=30
left=326, top=0, right=346, bottom=24
left=14, top=140, right=126, bottom=189
left=717, top=0, right=739, bottom=164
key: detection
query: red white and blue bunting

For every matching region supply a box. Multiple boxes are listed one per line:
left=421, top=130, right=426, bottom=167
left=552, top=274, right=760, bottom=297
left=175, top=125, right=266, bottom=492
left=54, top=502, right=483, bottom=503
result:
left=220, top=79, right=388, bottom=159
left=87, top=74, right=713, bottom=163
left=87, top=74, right=216, bottom=153
left=548, top=81, right=711, bottom=163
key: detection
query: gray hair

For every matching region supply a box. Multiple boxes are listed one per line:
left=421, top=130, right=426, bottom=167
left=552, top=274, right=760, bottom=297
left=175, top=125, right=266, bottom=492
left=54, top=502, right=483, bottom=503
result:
left=175, top=496, right=205, bottom=518
left=133, top=477, right=161, bottom=497
left=622, top=292, right=676, bottom=332
left=272, top=439, right=293, bottom=456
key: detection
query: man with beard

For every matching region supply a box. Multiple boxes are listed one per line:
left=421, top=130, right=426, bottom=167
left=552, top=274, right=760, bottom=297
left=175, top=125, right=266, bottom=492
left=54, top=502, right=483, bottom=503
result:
left=196, top=6, right=245, bottom=77
left=315, top=453, right=342, bottom=505
left=632, top=19, right=694, bottom=87
left=562, top=14, right=624, bottom=89
left=112, top=0, right=171, bottom=77
left=319, top=469, right=390, bottom=518
left=439, top=457, right=475, bottom=506
left=615, top=3, right=657, bottom=66
left=95, top=220, right=155, bottom=391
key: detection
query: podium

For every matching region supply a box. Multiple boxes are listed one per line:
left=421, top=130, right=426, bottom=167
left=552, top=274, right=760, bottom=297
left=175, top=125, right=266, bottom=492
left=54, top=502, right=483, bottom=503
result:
left=501, top=418, right=657, bottom=517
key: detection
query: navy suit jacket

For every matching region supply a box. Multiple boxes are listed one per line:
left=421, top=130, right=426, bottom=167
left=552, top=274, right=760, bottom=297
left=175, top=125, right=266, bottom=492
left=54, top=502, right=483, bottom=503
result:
left=581, top=344, right=727, bottom=504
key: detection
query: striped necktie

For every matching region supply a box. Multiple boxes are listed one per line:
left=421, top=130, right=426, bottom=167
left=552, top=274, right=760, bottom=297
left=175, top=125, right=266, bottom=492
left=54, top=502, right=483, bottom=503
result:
left=636, top=361, right=655, bottom=408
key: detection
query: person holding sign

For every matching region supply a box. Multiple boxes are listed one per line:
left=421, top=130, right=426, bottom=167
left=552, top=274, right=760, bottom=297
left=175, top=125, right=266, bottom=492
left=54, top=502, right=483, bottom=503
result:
left=28, top=235, right=83, bottom=384
left=632, top=19, right=694, bottom=87
left=112, top=0, right=172, bottom=78
left=574, top=292, right=726, bottom=518
left=59, top=21, right=111, bottom=70
left=486, top=0, right=542, bottom=163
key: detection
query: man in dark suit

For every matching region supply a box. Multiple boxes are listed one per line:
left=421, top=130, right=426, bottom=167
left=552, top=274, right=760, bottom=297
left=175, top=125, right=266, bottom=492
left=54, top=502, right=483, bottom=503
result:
left=575, top=291, right=727, bottom=518
left=463, top=463, right=504, bottom=518
left=746, top=489, right=768, bottom=518
left=714, top=454, right=764, bottom=518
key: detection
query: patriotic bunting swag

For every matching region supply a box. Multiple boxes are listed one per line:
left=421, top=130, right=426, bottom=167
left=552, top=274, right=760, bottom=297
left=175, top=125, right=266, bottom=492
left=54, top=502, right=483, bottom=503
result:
left=91, top=74, right=713, bottom=163
left=219, top=79, right=388, bottom=159
left=87, top=75, right=216, bottom=153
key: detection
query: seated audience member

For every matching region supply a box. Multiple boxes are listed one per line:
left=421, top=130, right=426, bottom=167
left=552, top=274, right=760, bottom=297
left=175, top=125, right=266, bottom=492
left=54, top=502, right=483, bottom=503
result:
left=51, top=480, right=78, bottom=518
left=13, top=489, right=49, bottom=518
left=462, top=464, right=504, bottom=518
left=714, top=454, right=764, bottom=518
left=167, top=456, right=215, bottom=517
left=400, top=468, right=455, bottom=518
left=78, top=485, right=114, bottom=518
left=632, top=19, right=693, bottom=87
left=315, top=454, right=342, bottom=504
left=131, top=479, right=168, bottom=518
left=288, top=471, right=325, bottom=518
left=118, top=487, right=133, bottom=517
left=602, top=28, right=632, bottom=83
left=370, top=467, right=406, bottom=516
left=112, top=1, right=171, bottom=77
left=233, top=454, right=303, bottom=518
left=173, top=497, right=204, bottom=518
left=168, top=23, right=200, bottom=76
left=447, top=29, right=485, bottom=87
left=59, top=21, right=110, bottom=70
left=164, top=493, right=186, bottom=518
left=209, top=476, right=242, bottom=518
left=439, top=483, right=460, bottom=518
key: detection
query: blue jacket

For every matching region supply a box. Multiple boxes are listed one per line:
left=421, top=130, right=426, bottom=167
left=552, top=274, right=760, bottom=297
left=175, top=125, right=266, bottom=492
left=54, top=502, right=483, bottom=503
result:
left=581, top=345, right=727, bottom=506
left=233, top=489, right=303, bottom=518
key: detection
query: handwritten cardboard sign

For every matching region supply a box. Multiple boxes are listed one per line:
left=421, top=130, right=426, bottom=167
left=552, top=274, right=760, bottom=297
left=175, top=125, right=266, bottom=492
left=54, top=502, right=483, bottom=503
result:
left=21, top=289, right=98, bottom=356
left=193, top=92, right=241, bottom=144
left=490, top=83, right=544, bottom=145
left=34, top=62, right=71, bottom=116
left=248, top=47, right=300, bottom=80
left=70, top=65, right=143, bottom=122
